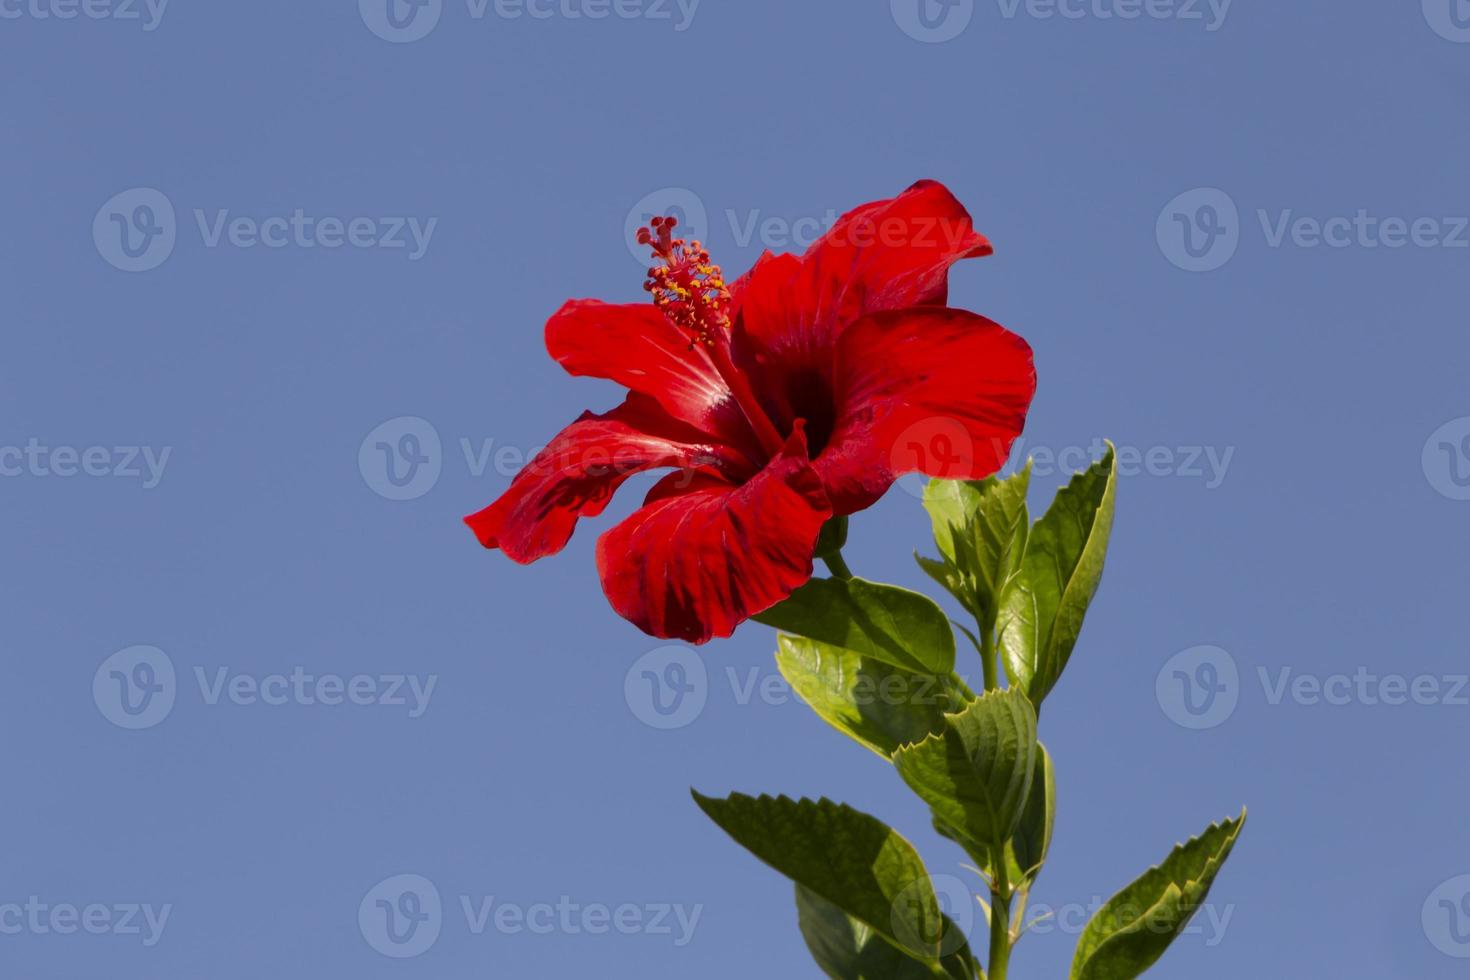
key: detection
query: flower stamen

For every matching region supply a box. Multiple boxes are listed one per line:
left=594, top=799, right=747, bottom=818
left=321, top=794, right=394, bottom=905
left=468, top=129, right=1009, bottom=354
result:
left=638, top=216, right=788, bottom=459
left=639, top=217, right=730, bottom=347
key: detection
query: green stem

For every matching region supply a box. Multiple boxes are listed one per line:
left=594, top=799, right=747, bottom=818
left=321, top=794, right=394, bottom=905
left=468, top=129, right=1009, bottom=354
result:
left=823, top=550, right=854, bottom=580
left=979, top=621, right=999, bottom=692
left=987, top=846, right=1013, bottom=980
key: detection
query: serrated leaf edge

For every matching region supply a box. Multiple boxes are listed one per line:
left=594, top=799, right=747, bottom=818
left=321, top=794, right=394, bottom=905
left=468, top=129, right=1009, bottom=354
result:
left=1071, top=809, right=1247, bottom=980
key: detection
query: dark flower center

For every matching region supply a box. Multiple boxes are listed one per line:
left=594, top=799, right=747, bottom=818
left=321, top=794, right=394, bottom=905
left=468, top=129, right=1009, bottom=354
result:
left=780, top=367, right=837, bottom=461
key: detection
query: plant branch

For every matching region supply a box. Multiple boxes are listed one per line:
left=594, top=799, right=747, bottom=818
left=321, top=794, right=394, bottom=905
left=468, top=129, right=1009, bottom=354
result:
left=986, top=844, right=1013, bottom=980
left=822, top=550, right=854, bottom=580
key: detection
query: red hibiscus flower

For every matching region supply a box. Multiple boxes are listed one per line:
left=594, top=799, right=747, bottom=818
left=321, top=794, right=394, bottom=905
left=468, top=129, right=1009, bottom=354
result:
left=465, top=180, right=1036, bottom=644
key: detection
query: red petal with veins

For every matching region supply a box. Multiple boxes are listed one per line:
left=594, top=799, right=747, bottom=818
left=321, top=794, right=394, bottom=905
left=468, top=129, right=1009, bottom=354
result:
left=595, top=427, right=832, bottom=644
left=464, top=393, right=747, bottom=563
left=545, top=299, right=760, bottom=457
left=733, top=180, right=992, bottom=368
left=816, top=307, right=1036, bottom=514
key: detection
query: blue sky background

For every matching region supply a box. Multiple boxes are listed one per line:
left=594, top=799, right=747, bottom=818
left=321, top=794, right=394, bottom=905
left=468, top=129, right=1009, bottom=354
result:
left=3, top=1, right=1469, bottom=977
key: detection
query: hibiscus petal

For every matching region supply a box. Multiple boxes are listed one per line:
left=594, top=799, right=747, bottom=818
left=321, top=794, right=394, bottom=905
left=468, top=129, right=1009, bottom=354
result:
left=464, top=393, right=746, bottom=563
left=734, top=180, right=992, bottom=364
left=816, top=307, right=1036, bottom=514
left=544, top=299, right=759, bottom=456
left=596, top=427, right=833, bottom=644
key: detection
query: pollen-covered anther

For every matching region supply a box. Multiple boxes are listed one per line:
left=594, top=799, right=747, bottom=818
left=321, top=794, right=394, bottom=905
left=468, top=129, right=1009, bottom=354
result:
left=638, top=216, right=730, bottom=346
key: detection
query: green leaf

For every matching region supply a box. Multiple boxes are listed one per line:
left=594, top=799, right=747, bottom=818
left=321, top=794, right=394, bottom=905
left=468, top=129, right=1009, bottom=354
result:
left=692, top=792, right=961, bottom=967
left=796, top=885, right=976, bottom=980
left=1006, top=743, right=1055, bottom=885
left=775, top=636, right=969, bottom=759
left=891, top=690, right=1039, bottom=863
left=756, top=577, right=956, bottom=675
left=919, top=467, right=1032, bottom=627
left=915, top=554, right=968, bottom=617
left=999, top=445, right=1116, bottom=705
left=1070, top=811, right=1247, bottom=980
